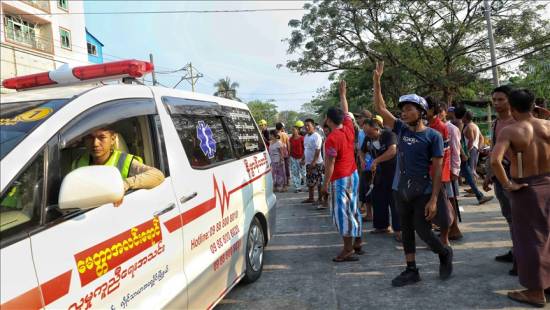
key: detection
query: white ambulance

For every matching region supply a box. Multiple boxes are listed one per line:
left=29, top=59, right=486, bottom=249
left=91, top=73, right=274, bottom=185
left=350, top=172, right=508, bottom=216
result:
left=0, top=60, right=276, bottom=309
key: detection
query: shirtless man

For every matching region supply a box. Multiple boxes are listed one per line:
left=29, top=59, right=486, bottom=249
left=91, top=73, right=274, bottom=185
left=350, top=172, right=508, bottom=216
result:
left=490, top=89, right=550, bottom=308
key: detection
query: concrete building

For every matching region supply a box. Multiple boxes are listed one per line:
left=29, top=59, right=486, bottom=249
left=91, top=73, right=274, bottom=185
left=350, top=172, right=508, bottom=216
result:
left=85, top=28, right=103, bottom=64
left=1, top=0, right=89, bottom=93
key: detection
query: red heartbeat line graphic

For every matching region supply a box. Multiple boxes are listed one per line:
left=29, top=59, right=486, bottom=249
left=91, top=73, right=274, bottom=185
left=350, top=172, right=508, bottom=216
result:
left=213, top=175, right=231, bottom=218
left=163, top=169, right=271, bottom=233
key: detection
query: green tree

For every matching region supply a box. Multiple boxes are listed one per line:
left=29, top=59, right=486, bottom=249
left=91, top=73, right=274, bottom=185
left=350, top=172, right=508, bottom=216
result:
left=214, top=77, right=240, bottom=101
left=277, top=110, right=300, bottom=128
left=247, top=100, right=278, bottom=125
left=285, top=0, right=549, bottom=104
left=507, top=48, right=550, bottom=99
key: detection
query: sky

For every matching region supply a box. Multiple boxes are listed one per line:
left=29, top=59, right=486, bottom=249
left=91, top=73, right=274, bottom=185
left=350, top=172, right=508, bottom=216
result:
left=83, top=1, right=331, bottom=111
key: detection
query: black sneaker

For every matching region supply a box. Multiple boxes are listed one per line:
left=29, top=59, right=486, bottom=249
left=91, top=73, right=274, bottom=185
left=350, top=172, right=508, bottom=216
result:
left=391, top=267, right=421, bottom=287
left=495, top=250, right=514, bottom=263
left=439, top=246, right=453, bottom=280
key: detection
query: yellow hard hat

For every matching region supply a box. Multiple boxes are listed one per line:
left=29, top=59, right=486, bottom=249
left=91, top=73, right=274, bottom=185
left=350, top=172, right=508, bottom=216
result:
left=294, top=120, right=304, bottom=128
left=258, top=119, right=267, bottom=126
left=374, top=115, right=384, bottom=126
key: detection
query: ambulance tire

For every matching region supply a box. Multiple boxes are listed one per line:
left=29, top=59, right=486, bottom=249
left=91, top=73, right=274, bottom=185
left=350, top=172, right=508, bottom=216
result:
left=241, top=217, right=265, bottom=284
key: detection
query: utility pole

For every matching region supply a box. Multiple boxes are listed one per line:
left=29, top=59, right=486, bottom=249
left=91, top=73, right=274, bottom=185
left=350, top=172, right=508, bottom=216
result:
left=173, top=63, right=203, bottom=92
left=149, top=53, right=158, bottom=86
left=483, top=0, right=498, bottom=126
left=189, top=62, right=195, bottom=92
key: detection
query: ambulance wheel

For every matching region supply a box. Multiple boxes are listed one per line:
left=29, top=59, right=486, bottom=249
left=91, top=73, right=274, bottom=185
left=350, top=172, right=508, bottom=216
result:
left=242, top=217, right=265, bottom=284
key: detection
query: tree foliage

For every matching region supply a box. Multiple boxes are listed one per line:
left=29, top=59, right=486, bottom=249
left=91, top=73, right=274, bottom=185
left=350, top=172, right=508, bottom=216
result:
left=214, top=77, right=240, bottom=101
left=285, top=0, right=550, bottom=104
left=247, top=100, right=278, bottom=125
left=277, top=110, right=318, bottom=127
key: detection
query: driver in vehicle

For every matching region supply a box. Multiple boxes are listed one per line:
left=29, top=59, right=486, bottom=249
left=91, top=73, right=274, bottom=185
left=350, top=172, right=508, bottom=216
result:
left=72, top=128, right=165, bottom=197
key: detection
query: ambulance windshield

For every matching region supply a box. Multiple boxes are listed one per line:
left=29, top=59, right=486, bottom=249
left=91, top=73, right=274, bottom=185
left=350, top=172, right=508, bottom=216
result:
left=0, top=99, right=69, bottom=159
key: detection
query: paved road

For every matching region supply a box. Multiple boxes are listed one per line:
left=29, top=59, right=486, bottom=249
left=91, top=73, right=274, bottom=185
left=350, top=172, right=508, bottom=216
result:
left=218, top=187, right=534, bottom=310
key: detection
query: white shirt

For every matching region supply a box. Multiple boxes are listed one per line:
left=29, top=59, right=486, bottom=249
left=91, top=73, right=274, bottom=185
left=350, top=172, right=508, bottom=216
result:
left=304, top=132, right=323, bottom=164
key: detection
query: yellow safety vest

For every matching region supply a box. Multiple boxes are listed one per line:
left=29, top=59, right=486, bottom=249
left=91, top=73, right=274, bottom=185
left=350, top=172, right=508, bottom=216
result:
left=71, top=150, right=143, bottom=179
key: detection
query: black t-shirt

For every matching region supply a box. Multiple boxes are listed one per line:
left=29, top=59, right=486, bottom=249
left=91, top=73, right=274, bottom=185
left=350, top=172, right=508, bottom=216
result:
left=361, top=129, right=397, bottom=175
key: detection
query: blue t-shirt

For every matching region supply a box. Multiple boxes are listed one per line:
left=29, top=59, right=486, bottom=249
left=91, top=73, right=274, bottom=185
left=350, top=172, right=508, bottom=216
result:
left=391, top=119, right=444, bottom=192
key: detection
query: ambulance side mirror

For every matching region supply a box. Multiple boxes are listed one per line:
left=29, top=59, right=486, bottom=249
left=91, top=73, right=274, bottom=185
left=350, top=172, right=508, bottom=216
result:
left=59, top=166, right=124, bottom=210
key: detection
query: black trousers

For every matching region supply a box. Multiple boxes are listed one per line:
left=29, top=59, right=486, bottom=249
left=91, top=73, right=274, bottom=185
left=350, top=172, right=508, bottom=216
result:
left=358, top=170, right=372, bottom=203
left=372, top=178, right=400, bottom=231
left=395, top=193, right=447, bottom=255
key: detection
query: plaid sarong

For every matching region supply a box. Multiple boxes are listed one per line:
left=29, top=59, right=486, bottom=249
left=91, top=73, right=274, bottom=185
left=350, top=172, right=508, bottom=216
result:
left=331, top=170, right=361, bottom=237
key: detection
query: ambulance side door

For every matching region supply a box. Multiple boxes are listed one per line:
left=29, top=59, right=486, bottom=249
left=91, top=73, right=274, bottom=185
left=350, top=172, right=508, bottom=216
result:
left=155, top=96, right=244, bottom=309
left=0, top=152, right=46, bottom=309
left=28, top=98, right=187, bottom=309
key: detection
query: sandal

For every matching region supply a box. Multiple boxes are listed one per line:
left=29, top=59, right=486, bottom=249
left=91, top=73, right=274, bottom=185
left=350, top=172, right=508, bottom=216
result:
left=507, top=291, right=546, bottom=308
left=332, top=251, right=359, bottom=263
left=353, top=247, right=365, bottom=255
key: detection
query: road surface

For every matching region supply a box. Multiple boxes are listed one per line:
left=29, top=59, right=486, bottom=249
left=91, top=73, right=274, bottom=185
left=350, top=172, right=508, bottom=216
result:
left=218, top=187, right=533, bottom=309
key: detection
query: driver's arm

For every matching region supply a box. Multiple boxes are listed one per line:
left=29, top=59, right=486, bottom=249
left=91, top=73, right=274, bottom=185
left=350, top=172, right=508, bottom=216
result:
left=124, top=160, right=165, bottom=191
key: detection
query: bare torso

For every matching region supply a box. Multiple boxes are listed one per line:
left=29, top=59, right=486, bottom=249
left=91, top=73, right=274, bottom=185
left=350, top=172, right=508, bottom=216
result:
left=505, top=117, right=550, bottom=178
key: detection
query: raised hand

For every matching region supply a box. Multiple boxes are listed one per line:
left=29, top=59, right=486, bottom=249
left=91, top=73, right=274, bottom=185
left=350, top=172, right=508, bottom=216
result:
left=339, top=80, right=347, bottom=98
left=373, top=61, right=384, bottom=81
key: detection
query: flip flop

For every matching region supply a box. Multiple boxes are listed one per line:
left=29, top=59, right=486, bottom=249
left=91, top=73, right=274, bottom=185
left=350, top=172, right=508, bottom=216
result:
left=332, top=252, right=359, bottom=263
left=507, top=291, right=546, bottom=308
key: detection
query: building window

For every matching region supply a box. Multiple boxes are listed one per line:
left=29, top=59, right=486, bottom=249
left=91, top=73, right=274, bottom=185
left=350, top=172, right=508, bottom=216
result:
left=59, top=27, right=71, bottom=49
left=58, top=0, right=68, bottom=11
left=4, top=15, right=37, bottom=47
left=87, top=42, right=97, bottom=56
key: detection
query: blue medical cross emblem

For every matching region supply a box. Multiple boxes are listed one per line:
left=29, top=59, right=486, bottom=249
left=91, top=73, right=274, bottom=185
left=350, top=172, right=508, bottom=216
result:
left=197, top=121, right=217, bottom=159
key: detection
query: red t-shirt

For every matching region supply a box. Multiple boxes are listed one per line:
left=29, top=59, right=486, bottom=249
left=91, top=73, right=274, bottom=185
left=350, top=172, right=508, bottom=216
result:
left=429, top=117, right=451, bottom=182
left=324, top=115, right=357, bottom=181
left=290, top=135, right=304, bottom=159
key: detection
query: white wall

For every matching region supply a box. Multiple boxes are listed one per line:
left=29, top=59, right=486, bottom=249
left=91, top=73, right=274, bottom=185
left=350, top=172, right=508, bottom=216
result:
left=0, top=1, right=89, bottom=93
left=49, top=0, right=88, bottom=66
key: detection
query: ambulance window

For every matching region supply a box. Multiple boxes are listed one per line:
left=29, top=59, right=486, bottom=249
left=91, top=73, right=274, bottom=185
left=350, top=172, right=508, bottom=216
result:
left=58, top=99, right=162, bottom=176
left=171, top=114, right=236, bottom=168
left=0, top=152, right=43, bottom=244
left=221, top=107, right=266, bottom=157
left=59, top=116, right=163, bottom=178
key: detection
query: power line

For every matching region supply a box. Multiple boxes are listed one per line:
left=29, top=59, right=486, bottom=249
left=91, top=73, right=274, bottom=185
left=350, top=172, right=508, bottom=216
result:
left=472, top=43, right=550, bottom=74
left=0, top=29, right=175, bottom=71
left=0, top=8, right=306, bottom=17
left=173, top=63, right=203, bottom=92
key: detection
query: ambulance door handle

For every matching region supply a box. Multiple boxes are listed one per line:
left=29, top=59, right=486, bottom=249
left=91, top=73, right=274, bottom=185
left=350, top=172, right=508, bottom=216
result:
left=180, top=192, right=198, bottom=204
left=154, top=204, right=175, bottom=217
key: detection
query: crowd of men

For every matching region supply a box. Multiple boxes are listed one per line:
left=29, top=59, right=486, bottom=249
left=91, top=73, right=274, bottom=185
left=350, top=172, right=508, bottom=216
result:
left=258, top=61, right=549, bottom=307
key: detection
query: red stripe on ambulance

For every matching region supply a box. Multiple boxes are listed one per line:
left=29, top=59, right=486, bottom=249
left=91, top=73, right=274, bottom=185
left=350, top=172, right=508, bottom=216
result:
left=163, top=169, right=271, bottom=233
left=1, top=270, right=72, bottom=309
